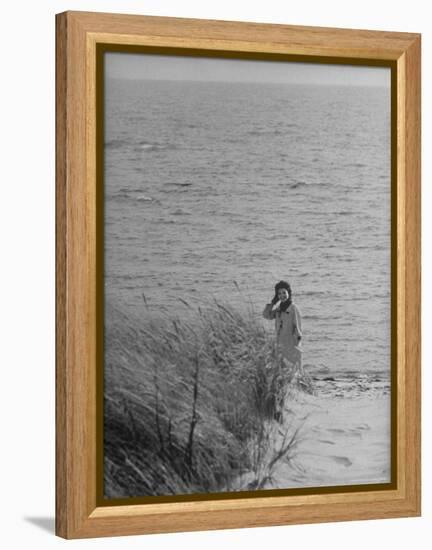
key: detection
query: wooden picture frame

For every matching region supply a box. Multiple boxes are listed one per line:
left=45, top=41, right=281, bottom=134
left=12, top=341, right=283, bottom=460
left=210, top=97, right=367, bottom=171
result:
left=55, top=10, right=421, bottom=539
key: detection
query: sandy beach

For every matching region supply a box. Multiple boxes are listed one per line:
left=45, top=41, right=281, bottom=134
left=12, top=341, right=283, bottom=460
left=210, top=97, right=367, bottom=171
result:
left=263, top=373, right=391, bottom=489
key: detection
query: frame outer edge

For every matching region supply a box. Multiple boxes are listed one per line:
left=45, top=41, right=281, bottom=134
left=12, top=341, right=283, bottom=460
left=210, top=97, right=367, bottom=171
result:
left=404, top=35, right=421, bottom=515
left=65, top=10, right=420, bottom=50
left=57, top=11, right=94, bottom=539
left=72, top=11, right=96, bottom=538
left=55, top=11, right=69, bottom=539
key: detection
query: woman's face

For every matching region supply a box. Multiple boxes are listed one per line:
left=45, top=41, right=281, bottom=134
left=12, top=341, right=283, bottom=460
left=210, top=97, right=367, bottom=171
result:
left=277, top=288, right=289, bottom=302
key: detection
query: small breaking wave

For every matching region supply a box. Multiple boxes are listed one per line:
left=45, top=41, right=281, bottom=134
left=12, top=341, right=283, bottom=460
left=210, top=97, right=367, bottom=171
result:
left=110, top=190, right=161, bottom=204
left=104, top=138, right=176, bottom=152
left=135, top=140, right=177, bottom=153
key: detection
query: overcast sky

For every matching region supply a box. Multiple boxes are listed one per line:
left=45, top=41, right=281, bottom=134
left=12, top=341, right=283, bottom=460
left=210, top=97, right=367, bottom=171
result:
left=105, top=52, right=390, bottom=87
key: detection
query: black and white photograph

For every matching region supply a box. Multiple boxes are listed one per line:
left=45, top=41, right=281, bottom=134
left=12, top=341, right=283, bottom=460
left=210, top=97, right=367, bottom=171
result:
left=102, top=51, right=392, bottom=499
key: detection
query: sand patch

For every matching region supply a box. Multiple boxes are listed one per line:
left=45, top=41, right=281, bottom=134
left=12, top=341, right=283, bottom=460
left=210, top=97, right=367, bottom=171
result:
left=264, top=388, right=391, bottom=489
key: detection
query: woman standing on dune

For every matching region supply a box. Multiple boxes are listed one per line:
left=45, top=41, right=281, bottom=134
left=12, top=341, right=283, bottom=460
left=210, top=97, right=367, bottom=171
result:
left=262, top=280, right=304, bottom=376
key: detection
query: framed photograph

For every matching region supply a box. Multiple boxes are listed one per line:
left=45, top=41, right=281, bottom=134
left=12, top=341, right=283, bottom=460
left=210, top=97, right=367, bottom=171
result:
left=56, top=11, right=421, bottom=539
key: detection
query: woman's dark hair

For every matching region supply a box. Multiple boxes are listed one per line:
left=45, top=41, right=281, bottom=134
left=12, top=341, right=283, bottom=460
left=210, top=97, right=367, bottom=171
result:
left=274, top=280, right=292, bottom=298
left=271, top=280, right=292, bottom=306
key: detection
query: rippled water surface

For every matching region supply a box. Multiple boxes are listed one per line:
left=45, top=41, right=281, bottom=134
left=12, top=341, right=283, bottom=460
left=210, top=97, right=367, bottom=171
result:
left=104, top=77, right=391, bottom=377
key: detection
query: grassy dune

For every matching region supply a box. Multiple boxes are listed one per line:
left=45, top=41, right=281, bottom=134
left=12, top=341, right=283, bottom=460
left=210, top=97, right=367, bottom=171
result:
left=104, top=297, right=313, bottom=498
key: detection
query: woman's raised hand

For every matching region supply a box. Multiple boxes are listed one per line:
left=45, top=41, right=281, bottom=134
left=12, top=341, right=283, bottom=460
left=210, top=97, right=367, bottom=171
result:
left=271, top=299, right=281, bottom=311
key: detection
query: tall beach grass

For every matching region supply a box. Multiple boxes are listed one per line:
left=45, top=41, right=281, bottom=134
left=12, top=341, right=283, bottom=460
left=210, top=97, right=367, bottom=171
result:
left=104, top=294, right=313, bottom=498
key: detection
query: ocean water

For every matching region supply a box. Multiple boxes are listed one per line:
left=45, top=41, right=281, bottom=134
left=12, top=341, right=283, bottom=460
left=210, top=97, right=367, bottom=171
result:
left=104, top=77, right=391, bottom=377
